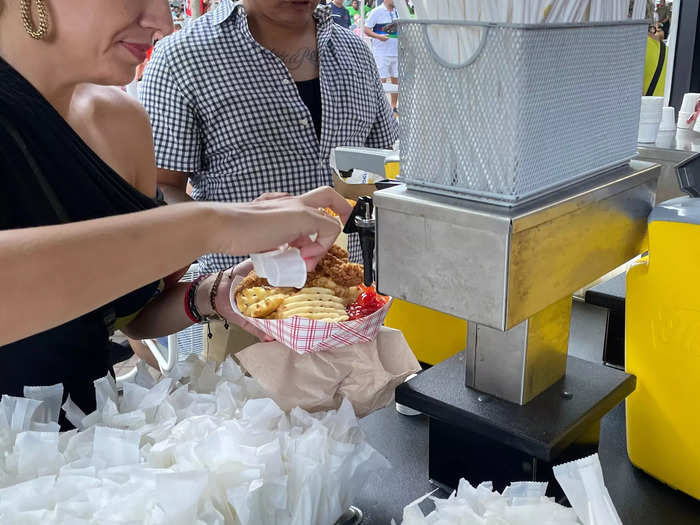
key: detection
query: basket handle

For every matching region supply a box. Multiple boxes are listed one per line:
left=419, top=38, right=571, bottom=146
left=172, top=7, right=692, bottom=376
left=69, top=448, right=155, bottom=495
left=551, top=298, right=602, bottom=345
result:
left=421, top=23, right=490, bottom=69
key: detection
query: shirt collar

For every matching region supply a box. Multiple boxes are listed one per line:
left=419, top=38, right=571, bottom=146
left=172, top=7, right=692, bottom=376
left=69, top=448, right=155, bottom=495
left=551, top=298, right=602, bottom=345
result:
left=212, top=0, right=237, bottom=25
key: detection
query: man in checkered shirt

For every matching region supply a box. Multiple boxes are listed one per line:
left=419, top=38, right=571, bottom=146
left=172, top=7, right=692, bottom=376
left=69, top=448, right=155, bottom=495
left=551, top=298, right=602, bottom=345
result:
left=140, top=0, right=397, bottom=362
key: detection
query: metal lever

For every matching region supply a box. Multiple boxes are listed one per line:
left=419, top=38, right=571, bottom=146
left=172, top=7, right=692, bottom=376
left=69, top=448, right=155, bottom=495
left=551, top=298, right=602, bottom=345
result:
left=344, top=197, right=375, bottom=286
left=333, top=506, right=363, bottom=525
left=355, top=199, right=375, bottom=287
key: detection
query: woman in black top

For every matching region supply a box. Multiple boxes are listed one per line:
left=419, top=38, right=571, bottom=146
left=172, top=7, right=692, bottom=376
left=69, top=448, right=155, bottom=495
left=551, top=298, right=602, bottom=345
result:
left=0, top=0, right=350, bottom=428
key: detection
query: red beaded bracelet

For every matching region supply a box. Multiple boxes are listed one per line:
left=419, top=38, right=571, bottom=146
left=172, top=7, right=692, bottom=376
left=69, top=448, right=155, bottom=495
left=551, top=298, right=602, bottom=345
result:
left=184, top=275, right=208, bottom=323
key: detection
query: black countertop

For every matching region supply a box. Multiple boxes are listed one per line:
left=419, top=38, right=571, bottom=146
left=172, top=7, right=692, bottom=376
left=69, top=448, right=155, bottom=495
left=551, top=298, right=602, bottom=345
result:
left=357, top=401, right=700, bottom=523
left=585, top=272, right=627, bottom=311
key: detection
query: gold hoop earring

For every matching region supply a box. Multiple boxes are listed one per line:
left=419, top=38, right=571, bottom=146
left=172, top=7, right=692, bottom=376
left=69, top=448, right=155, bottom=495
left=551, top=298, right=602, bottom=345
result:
left=20, top=0, right=49, bottom=40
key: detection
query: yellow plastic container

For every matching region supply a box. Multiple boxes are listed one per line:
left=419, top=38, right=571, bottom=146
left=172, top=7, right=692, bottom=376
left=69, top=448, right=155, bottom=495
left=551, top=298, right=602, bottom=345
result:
left=385, top=160, right=400, bottom=180
left=385, top=299, right=466, bottom=365
left=626, top=211, right=700, bottom=499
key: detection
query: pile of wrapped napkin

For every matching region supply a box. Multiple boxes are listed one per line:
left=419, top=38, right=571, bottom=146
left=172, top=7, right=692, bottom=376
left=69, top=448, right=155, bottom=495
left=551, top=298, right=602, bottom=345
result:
left=0, top=356, right=389, bottom=524
left=395, top=454, right=621, bottom=525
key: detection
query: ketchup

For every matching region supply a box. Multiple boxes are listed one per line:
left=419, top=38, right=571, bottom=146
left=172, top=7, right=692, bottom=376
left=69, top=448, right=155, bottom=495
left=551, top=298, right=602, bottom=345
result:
left=347, top=285, right=390, bottom=320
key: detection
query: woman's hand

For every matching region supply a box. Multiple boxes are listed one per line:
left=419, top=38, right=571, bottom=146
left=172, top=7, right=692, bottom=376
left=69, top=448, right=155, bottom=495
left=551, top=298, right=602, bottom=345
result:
left=216, top=261, right=271, bottom=342
left=209, top=186, right=352, bottom=271
left=254, top=192, right=290, bottom=202
left=195, top=261, right=272, bottom=342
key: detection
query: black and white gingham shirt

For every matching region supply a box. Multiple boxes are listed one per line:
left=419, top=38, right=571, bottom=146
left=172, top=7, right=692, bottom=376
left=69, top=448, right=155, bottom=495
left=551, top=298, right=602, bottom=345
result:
left=140, top=0, right=398, bottom=272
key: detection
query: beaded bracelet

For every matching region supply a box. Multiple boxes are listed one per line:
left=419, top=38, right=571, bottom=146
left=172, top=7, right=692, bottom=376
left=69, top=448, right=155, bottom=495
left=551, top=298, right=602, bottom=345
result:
left=184, top=275, right=208, bottom=323
left=209, top=270, right=229, bottom=331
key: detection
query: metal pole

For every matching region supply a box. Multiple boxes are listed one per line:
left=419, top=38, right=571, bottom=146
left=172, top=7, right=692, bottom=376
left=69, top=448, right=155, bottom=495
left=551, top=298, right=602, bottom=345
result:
left=669, top=0, right=699, bottom=110
left=361, top=0, right=366, bottom=45
left=191, top=0, right=202, bottom=19
left=664, top=0, right=680, bottom=104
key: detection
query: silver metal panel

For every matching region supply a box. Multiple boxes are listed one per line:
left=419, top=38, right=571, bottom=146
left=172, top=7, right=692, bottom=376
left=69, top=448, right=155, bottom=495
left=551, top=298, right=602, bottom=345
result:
left=466, top=298, right=571, bottom=404
left=375, top=162, right=660, bottom=329
left=568, top=300, right=609, bottom=364
left=637, top=144, right=698, bottom=203
left=376, top=200, right=510, bottom=326
left=331, top=147, right=395, bottom=175
left=468, top=321, right=529, bottom=403
left=505, top=167, right=656, bottom=327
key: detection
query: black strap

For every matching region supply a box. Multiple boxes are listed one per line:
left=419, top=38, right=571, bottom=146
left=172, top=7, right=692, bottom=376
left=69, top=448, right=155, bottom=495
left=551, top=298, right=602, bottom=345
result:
left=0, top=114, right=70, bottom=223
left=646, top=40, right=666, bottom=97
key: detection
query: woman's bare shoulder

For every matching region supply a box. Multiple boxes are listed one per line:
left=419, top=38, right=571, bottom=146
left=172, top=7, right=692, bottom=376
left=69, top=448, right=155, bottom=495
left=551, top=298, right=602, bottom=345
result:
left=72, top=84, right=157, bottom=197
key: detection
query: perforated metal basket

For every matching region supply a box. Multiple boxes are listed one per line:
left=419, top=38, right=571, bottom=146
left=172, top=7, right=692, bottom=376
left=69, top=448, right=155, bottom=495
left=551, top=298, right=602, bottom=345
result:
left=398, top=20, right=648, bottom=205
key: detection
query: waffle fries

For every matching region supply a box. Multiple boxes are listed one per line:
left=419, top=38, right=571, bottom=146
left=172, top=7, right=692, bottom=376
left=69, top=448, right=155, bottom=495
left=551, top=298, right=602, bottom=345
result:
left=235, top=287, right=288, bottom=318
left=273, top=288, right=349, bottom=322
left=234, top=247, right=364, bottom=323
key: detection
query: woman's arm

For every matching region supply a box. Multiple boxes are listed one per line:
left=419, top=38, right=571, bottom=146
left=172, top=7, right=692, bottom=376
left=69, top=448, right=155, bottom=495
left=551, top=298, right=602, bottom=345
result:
left=0, top=203, right=211, bottom=346
left=0, top=190, right=350, bottom=347
left=122, top=282, right=191, bottom=341
left=121, top=262, right=265, bottom=341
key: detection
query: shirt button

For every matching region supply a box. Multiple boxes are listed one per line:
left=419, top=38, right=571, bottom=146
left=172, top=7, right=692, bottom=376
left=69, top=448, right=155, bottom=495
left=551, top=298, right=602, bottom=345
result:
left=300, top=118, right=310, bottom=128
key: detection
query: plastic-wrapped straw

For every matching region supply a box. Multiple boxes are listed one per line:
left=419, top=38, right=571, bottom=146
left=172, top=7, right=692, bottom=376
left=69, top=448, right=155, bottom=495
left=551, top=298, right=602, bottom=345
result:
left=0, top=356, right=389, bottom=525
left=630, top=0, right=647, bottom=20
left=393, top=478, right=580, bottom=524
left=512, top=0, right=553, bottom=23
left=481, top=0, right=512, bottom=23
left=412, top=0, right=429, bottom=19
left=574, top=0, right=591, bottom=22
left=590, top=0, right=628, bottom=21
left=395, top=454, right=620, bottom=524
left=23, top=384, right=63, bottom=426
left=410, top=0, right=633, bottom=24
left=546, top=0, right=588, bottom=23
left=553, top=454, right=623, bottom=525
left=395, top=0, right=411, bottom=20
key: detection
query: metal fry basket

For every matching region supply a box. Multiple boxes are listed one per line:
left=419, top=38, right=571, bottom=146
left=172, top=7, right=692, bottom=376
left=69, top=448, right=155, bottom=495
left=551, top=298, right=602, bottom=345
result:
left=397, top=19, right=648, bottom=205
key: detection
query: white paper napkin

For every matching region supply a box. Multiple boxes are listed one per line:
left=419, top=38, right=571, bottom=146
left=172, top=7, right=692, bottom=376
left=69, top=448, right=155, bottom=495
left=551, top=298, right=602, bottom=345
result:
left=250, top=246, right=307, bottom=289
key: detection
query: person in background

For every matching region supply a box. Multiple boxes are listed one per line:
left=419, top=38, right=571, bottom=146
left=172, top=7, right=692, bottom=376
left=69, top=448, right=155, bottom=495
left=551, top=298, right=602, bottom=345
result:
left=140, top=0, right=397, bottom=364
left=657, top=0, right=671, bottom=37
left=347, top=0, right=370, bottom=20
left=0, top=0, right=350, bottom=427
left=364, top=0, right=398, bottom=113
left=330, top=0, right=351, bottom=28
left=644, top=8, right=667, bottom=97
left=652, top=23, right=665, bottom=41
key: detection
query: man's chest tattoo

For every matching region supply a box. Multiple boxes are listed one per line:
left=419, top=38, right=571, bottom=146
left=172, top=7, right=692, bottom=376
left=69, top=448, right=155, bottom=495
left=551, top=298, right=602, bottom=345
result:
left=271, top=47, right=320, bottom=71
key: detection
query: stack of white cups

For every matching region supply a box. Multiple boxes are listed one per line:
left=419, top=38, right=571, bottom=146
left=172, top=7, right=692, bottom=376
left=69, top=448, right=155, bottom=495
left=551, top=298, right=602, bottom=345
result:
left=638, top=96, right=664, bottom=143
left=678, top=93, right=700, bottom=130
left=656, top=107, right=676, bottom=147
left=653, top=107, right=675, bottom=148
left=659, top=107, right=676, bottom=131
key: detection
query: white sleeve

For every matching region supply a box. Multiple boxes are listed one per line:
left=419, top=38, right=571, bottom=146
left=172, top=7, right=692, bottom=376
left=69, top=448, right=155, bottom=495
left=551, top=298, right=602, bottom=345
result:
left=365, top=9, right=377, bottom=28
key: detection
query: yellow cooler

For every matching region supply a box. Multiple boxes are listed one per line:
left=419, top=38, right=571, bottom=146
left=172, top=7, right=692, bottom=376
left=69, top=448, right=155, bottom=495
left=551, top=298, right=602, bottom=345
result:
left=626, top=196, right=700, bottom=500
left=385, top=300, right=467, bottom=365
left=332, top=149, right=467, bottom=365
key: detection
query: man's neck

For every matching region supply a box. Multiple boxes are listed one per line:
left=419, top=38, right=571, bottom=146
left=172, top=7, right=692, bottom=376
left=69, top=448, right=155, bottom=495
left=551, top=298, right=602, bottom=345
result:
left=332, top=0, right=344, bottom=7
left=244, top=1, right=316, bottom=45
left=243, top=1, right=319, bottom=81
